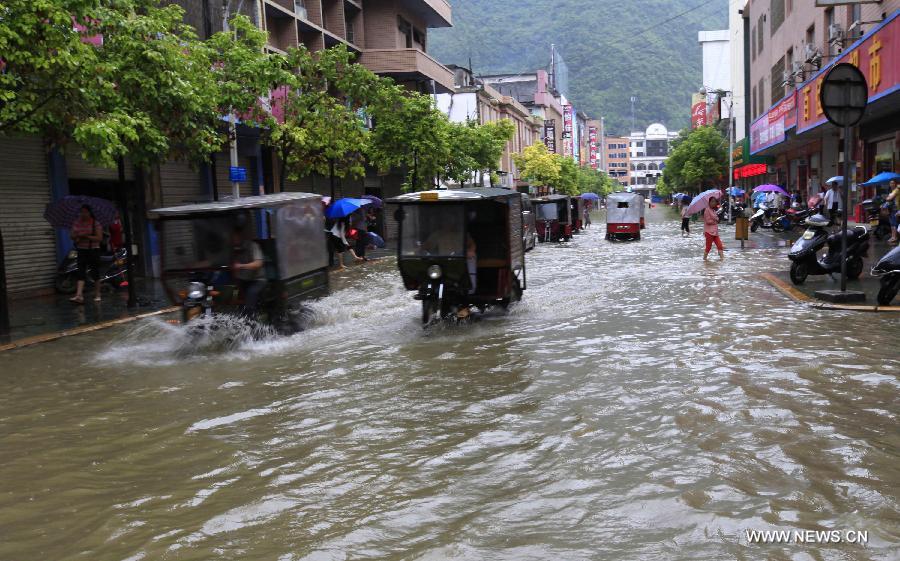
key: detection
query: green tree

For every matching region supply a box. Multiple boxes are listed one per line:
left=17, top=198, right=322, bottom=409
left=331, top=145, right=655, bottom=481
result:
left=367, top=85, right=451, bottom=191
left=444, top=118, right=515, bottom=187
left=660, top=125, right=727, bottom=194
left=513, top=142, right=560, bottom=190
left=556, top=156, right=579, bottom=196
left=266, top=45, right=386, bottom=193
left=576, top=165, right=614, bottom=196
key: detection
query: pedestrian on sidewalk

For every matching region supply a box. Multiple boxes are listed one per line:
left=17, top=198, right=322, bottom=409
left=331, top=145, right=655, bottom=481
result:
left=680, top=195, right=692, bottom=236
left=703, top=197, right=724, bottom=261
left=885, top=178, right=899, bottom=245
left=69, top=205, right=104, bottom=304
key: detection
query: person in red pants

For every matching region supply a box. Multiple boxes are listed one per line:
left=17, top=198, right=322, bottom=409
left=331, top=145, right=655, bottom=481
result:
left=704, top=197, right=724, bottom=261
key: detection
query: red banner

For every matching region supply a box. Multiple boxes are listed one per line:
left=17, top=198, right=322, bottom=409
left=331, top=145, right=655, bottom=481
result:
left=588, top=126, right=599, bottom=169
left=691, top=93, right=707, bottom=129
left=797, top=11, right=899, bottom=133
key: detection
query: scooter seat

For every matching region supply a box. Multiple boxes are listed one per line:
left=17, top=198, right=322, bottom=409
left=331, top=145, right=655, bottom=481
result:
left=827, top=227, right=868, bottom=244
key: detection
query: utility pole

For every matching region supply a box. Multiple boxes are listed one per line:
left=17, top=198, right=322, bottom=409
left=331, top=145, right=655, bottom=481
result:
left=223, top=0, right=244, bottom=200
left=630, top=96, right=637, bottom=133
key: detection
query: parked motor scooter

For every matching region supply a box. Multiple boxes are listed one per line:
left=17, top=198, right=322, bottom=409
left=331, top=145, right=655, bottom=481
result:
left=749, top=203, right=775, bottom=232
left=788, top=213, right=870, bottom=285
left=55, top=247, right=128, bottom=294
left=871, top=245, right=900, bottom=306
left=772, top=204, right=814, bottom=233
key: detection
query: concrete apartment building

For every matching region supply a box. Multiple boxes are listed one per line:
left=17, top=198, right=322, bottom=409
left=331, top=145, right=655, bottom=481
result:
left=605, top=136, right=631, bottom=187
left=745, top=0, right=899, bottom=206
left=435, top=66, right=543, bottom=188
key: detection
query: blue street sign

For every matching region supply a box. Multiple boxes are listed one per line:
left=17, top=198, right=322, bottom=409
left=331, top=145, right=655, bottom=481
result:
left=229, top=166, right=247, bottom=183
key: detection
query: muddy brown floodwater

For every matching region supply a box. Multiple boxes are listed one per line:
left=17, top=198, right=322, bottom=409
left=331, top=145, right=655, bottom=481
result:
left=1, top=207, right=898, bottom=561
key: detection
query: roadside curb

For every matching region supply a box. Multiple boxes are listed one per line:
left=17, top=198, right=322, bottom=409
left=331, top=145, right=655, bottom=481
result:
left=0, top=307, right=179, bottom=353
left=760, top=273, right=900, bottom=313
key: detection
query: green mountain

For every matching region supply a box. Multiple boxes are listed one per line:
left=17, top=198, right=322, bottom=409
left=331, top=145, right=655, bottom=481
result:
left=430, top=0, right=728, bottom=136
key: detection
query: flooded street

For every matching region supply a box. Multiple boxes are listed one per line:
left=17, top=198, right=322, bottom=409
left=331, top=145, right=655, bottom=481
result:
left=2, top=207, right=899, bottom=560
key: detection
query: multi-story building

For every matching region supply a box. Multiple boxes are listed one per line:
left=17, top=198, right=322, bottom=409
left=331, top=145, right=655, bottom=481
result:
left=628, top=123, right=679, bottom=198
left=0, top=0, right=456, bottom=297
left=745, top=0, right=899, bottom=205
left=435, top=66, right=542, bottom=188
left=605, top=136, right=631, bottom=187
left=480, top=71, right=566, bottom=160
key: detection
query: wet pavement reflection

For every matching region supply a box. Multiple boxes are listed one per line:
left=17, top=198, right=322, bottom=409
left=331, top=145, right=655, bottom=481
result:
left=1, top=207, right=898, bottom=560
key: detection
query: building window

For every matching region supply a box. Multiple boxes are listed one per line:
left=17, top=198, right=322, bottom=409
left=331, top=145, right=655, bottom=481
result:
left=805, top=24, right=815, bottom=49
left=771, top=56, right=785, bottom=101
left=413, top=28, right=426, bottom=51
left=787, top=0, right=792, bottom=14
left=757, top=15, right=765, bottom=55
left=751, top=25, right=757, bottom=61
left=398, top=17, right=413, bottom=49
left=751, top=84, right=757, bottom=118
left=850, top=4, right=861, bottom=28
left=771, top=0, right=785, bottom=35
left=758, top=77, right=766, bottom=112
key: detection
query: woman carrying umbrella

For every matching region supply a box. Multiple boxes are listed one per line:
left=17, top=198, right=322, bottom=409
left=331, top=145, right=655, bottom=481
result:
left=703, top=197, right=725, bottom=261
left=70, top=205, right=104, bottom=303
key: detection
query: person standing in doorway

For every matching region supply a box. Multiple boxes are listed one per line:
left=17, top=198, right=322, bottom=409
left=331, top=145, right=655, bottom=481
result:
left=823, top=179, right=843, bottom=224
left=351, top=208, right=369, bottom=261
left=69, top=205, right=104, bottom=304
left=703, top=197, right=724, bottom=261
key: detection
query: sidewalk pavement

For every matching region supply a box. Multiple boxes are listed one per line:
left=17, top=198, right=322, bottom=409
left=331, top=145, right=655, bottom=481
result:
left=1, top=279, right=176, bottom=351
left=750, top=221, right=899, bottom=311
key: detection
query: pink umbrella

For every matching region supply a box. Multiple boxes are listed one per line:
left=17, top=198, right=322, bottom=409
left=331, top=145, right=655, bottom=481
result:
left=684, top=189, right=724, bottom=215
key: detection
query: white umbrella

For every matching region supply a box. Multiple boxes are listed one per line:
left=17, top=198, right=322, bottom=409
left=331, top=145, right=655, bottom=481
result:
left=825, top=176, right=844, bottom=185
left=684, top=189, right=724, bottom=215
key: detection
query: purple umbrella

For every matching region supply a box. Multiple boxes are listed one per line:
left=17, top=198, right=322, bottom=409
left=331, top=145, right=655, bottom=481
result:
left=362, top=194, right=383, bottom=208
left=44, top=195, right=118, bottom=229
left=752, top=184, right=788, bottom=195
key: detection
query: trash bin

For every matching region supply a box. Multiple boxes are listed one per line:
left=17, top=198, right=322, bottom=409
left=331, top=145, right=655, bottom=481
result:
left=735, top=216, right=749, bottom=240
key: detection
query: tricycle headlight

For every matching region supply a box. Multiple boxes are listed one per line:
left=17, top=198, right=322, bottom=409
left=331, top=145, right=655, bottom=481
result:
left=427, top=265, right=442, bottom=280
left=68, top=249, right=78, bottom=259
left=187, top=281, right=206, bottom=300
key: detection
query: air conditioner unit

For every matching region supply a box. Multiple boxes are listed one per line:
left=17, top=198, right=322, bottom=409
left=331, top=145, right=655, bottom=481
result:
left=782, top=70, right=792, bottom=87
left=804, top=43, right=820, bottom=64
left=828, top=23, right=844, bottom=44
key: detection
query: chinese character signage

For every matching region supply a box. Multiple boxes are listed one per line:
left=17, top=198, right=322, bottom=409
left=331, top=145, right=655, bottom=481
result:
left=588, top=126, right=599, bottom=169
left=750, top=92, right=797, bottom=154
left=797, top=11, right=898, bottom=134
left=562, top=106, right=574, bottom=157
left=691, top=93, right=707, bottom=129
left=544, top=119, right=557, bottom=153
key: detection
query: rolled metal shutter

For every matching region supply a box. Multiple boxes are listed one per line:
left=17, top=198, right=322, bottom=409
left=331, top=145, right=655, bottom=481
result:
left=160, top=161, right=207, bottom=206
left=65, top=148, right=135, bottom=181
left=0, top=136, right=57, bottom=294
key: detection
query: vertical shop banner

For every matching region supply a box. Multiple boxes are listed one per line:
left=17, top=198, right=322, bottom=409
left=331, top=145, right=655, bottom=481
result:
left=562, top=106, right=574, bottom=157
left=750, top=92, right=797, bottom=154
left=544, top=119, right=557, bottom=153
left=691, top=93, right=707, bottom=128
left=797, top=12, right=899, bottom=134
left=588, top=127, right=599, bottom=169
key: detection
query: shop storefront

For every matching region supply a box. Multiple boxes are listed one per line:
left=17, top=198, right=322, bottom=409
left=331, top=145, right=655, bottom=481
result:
left=732, top=138, right=773, bottom=192
left=750, top=10, right=899, bottom=212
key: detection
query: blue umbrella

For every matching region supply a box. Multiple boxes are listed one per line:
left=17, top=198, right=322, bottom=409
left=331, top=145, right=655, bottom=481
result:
left=860, top=171, right=900, bottom=186
left=367, top=232, right=386, bottom=248
left=325, top=198, right=371, bottom=219
left=726, top=186, right=745, bottom=196
left=44, top=195, right=118, bottom=229
left=580, top=192, right=600, bottom=200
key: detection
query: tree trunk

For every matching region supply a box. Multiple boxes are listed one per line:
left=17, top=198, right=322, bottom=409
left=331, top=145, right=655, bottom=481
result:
left=329, top=159, right=336, bottom=199
left=117, top=157, right=137, bottom=308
